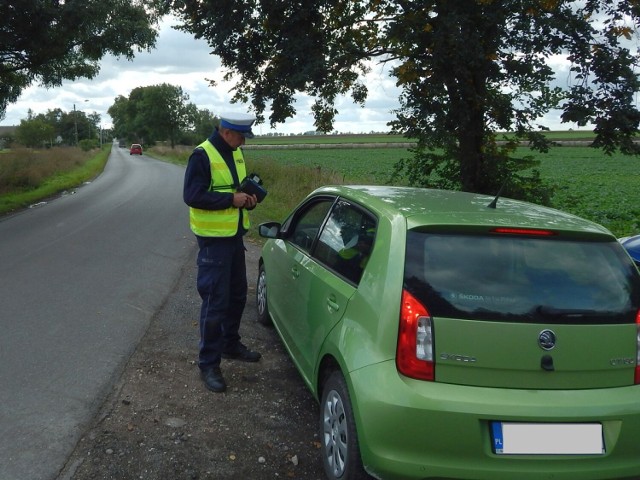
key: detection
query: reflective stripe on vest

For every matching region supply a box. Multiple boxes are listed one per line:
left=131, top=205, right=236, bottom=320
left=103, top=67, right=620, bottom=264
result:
left=189, top=140, right=249, bottom=237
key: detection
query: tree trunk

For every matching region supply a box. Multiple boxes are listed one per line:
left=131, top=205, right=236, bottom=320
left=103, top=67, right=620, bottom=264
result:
left=458, top=126, right=484, bottom=193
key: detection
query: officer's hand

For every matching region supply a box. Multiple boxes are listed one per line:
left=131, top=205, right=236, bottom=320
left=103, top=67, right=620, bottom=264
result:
left=233, top=192, right=257, bottom=209
left=244, top=194, right=258, bottom=209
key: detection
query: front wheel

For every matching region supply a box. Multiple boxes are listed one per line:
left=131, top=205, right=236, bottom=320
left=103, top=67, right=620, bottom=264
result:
left=256, top=263, right=271, bottom=326
left=320, top=371, right=369, bottom=480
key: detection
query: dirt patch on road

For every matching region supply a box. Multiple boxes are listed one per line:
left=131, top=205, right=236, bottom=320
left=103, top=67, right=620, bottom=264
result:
left=57, top=239, right=326, bottom=480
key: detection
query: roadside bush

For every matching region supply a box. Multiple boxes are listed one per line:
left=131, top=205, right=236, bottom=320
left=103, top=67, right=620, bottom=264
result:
left=0, top=134, right=15, bottom=149
left=79, top=139, right=99, bottom=151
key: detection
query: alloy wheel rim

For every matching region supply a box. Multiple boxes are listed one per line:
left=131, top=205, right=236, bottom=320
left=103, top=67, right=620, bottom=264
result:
left=322, top=390, right=348, bottom=477
left=257, top=271, right=267, bottom=315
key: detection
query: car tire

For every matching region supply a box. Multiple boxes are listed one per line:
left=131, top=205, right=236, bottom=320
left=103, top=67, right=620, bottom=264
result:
left=256, top=263, right=271, bottom=326
left=320, top=371, right=369, bottom=480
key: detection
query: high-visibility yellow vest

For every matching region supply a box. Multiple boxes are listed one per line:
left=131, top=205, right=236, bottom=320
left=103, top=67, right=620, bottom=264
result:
left=189, top=140, right=249, bottom=237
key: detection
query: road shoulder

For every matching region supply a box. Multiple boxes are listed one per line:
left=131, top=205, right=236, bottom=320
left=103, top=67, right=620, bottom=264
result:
left=57, top=239, right=325, bottom=480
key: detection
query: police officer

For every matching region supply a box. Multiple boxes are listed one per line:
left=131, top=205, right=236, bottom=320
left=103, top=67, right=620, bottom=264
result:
left=183, top=112, right=261, bottom=393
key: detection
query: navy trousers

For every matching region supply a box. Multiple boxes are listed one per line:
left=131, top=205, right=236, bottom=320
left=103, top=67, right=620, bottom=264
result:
left=196, top=235, right=247, bottom=370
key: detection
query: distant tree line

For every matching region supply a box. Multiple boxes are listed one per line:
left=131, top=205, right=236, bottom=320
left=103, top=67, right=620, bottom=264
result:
left=14, top=108, right=102, bottom=149
left=108, top=83, right=218, bottom=148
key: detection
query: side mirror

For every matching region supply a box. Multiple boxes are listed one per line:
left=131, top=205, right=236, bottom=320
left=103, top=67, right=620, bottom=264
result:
left=258, top=222, right=282, bottom=239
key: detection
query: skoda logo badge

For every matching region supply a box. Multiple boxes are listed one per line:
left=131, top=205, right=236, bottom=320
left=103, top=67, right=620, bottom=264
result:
left=538, top=329, right=557, bottom=350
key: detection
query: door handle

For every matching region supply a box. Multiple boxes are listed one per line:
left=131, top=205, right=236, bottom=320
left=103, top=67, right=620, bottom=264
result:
left=327, top=295, right=340, bottom=312
left=291, top=265, right=300, bottom=279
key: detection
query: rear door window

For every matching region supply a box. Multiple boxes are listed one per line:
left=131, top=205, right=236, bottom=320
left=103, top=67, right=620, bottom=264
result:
left=404, top=232, right=640, bottom=324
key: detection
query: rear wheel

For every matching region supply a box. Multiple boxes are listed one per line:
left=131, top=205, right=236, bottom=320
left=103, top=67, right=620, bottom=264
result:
left=256, top=263, right=271, bottom=326
left=320, top=371, right=369, bottom=480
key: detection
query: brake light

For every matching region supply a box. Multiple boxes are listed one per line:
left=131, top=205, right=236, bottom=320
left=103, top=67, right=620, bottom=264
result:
left=634, top=310, right=640, bottom=385
left=492, top=227, right=556, bottom=236
left=397, top=289, right=434, bottom=381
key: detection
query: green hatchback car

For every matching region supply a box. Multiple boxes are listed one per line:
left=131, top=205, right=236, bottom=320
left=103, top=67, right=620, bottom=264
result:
left=256, top=186, right=640, bottom=480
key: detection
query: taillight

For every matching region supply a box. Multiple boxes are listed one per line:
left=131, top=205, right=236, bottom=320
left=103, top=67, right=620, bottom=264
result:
left=634, top=310, right=640, bottom=385
left=397, top=289, right=434, bottom=381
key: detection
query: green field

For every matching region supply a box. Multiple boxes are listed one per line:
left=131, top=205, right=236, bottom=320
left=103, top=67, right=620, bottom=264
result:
left=248, top=147, right=403, bottom=184
left=244, top=140, right=639, bottom=238
left=532, top=147, right=639, bottom=237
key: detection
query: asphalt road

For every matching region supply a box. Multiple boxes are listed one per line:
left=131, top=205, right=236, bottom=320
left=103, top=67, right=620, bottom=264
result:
left=0, top=144, right=194, bottom=480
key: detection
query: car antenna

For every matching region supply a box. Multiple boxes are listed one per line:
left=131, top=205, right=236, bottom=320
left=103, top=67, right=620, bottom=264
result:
left=487, top=179, right=508, bottom=209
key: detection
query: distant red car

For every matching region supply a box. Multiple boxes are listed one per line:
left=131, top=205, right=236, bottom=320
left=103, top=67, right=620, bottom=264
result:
left=130, top=144, right=142, bottom=155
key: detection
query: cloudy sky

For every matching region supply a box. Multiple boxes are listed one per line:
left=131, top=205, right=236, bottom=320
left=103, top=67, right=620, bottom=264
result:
left=0, top=16, right=402, bottom=135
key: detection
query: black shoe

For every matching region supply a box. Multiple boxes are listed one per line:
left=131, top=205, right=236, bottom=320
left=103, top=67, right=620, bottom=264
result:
left=222, top=343, right=262, bottom=362
left=200, top=367, right=227, bottom=393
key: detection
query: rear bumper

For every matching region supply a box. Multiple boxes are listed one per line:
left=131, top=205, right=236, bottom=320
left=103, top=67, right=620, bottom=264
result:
left=350, top=361, right=640, bottom=480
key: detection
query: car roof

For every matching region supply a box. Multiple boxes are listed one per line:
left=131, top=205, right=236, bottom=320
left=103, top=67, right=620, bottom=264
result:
left=311, top=185, right=614, bottom=239
left=621, top=235, right=640, bottom=261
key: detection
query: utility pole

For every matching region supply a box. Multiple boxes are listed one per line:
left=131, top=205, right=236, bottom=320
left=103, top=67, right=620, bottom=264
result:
left=74, top=103, right=78, bottom=145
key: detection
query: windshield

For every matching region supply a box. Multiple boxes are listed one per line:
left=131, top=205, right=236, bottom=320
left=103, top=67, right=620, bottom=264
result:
left=404, top=232, right=640, bottom=324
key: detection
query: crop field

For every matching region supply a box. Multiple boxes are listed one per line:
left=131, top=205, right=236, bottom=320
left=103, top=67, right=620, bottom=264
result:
left=249, top=147, right=403, bottom=184
left=246, top=139, right=639, bottom=238
left=532, top=146, right=639, bottom=237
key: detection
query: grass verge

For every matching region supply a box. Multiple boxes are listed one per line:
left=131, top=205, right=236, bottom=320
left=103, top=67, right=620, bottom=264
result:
left=0, top=145, right=111, bottom=215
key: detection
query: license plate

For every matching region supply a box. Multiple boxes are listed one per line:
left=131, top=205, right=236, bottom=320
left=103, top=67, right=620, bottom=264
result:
left=491, top=422, right=604, bottom=455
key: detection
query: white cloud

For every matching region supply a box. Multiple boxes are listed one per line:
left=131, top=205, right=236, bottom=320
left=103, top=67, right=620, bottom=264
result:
left=0, top=16, right=399, bottom=135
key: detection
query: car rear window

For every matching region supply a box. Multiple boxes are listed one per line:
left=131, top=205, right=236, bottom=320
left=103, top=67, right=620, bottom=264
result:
left=404, top=232, right=640, bottom=324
